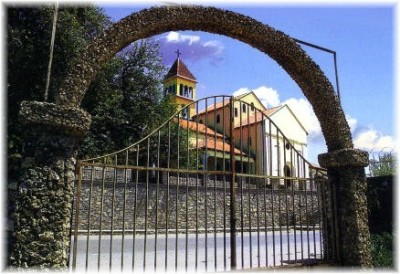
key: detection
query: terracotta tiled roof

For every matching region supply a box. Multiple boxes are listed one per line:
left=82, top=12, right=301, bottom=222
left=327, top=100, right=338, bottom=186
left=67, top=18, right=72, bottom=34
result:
left=178, top=119, right=224, bottom=138
left=176, top=119, right=247, bottom=156
left=195, top=99, right=230, bottom=116
left=164, top=58, right=196, bottom=82
left=196, top=103, right=283, bottom=127
left=234, top=91, right=253, bottom=99
left=234, top=111, right=264, bottom=128
left=233, top=106, right=283, bottom=128
left=196, top=93, right=273, bottom=117
left=197, top=139, right=246, bottom=155
left=263, top=105, right=283, bottom=116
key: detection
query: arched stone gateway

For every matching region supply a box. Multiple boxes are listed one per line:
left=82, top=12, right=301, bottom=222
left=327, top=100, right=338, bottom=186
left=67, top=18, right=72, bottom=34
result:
left=56, top=6, right=351, bottom=152
left=12, top=5, right=371, bottom=269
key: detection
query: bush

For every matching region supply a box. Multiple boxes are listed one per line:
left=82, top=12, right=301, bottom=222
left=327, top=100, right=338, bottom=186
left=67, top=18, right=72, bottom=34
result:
left=371, top=232, right=393, bottom=268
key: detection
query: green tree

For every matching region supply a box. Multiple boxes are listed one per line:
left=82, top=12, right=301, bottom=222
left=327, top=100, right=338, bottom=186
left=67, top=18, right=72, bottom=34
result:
left=153, top=117, right=200, bottom=170
left=369, top=153, right=396, bottom=177
left=7, top=6, right=111, bottom=176
left=7, top=6, right=193, bottom=169
left=78, top=40, right=174, bottom=158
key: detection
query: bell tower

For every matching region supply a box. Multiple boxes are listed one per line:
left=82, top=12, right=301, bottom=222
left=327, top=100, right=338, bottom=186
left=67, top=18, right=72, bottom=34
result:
left=163, top=50, right=197, bottom=119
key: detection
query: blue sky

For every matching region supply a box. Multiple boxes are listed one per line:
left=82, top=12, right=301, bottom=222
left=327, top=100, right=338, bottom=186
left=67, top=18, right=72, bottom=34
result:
left=98, top=2, right=396, bottom=163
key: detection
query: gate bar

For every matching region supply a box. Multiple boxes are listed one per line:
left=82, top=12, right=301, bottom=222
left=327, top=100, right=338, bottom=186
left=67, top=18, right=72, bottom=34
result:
left=97, top=159, right=107, bottom=270
left=222, top=96, right=227, bottom=270
left=121, top=151, right=129, bottom=270
left=229, top=97, right=237, bottom=269
left=71, top=161, right=83, bottom=271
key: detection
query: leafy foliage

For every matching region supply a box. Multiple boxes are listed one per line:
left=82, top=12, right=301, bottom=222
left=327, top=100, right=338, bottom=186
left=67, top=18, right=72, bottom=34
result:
left=7, top=6, right=110, bottom=108
left=7, top=6, right=194, bottom=171
left=371, top=232, right=393, bottom=268
left=369, top=153, right=397, bottom=176
left=78, top=40, right=175, bottom=158
left=7, top=6, right=111, bottom=177
left=153, top=119, right=200, bottom=170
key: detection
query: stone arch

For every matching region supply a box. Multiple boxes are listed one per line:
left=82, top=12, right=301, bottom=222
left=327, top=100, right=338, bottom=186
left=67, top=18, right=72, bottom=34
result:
left=54, top=5, right=351, bottom=153
left=14, top=5, right=371, bottom=268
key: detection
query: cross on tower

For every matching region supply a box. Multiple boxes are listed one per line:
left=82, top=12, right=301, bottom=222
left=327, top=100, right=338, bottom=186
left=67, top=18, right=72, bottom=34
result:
left=175, top=49, right=182, bottom=58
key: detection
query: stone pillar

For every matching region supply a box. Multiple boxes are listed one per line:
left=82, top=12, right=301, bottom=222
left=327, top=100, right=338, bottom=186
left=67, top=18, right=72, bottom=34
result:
left=8, top=101, right=91, bottom=269
left=318, top=148, right=372, bottom=267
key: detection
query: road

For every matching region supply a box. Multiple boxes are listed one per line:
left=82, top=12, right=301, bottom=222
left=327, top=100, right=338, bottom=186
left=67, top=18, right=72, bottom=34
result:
left=70, top=230, right=322, bottom=272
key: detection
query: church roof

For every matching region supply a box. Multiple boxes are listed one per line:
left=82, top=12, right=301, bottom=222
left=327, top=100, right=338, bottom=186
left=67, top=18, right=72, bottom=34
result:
left=197, top=139, right=247, bottom=156
left=176, top=119, right=247, bottom=156
left=194, top=99, right=230, bottom=117
left=195, top=98, right=281, bottom=118
left=233, top=106, right=284, bottom=128
left=164, top=58, right=197, bottom=82
left=178, top=119, right=224, bottom=138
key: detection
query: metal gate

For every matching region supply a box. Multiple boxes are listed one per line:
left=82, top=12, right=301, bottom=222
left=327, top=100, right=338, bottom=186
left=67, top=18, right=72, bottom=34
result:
left=70, top=96, right=336, bottom=271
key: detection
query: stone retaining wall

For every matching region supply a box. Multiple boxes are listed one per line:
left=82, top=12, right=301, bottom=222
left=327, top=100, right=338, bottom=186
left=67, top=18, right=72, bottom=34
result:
left=72, top=178, right=323, bottom=232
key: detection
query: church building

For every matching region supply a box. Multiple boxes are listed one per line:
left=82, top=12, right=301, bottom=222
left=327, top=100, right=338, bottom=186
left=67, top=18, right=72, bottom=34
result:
left=163, top=54, right=312, bottom=189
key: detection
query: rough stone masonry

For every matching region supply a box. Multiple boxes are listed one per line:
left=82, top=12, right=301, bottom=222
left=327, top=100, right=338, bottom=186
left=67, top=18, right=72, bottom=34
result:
left=8, top=102, right=91, bottom=269
left=9, top=5, right=371, bottom=269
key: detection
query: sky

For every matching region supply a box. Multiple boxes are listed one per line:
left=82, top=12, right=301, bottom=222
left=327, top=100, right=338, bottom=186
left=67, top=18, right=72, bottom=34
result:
left=1, top=0, right=393, bottom=165
left=97, top=1, right=397, bottom=164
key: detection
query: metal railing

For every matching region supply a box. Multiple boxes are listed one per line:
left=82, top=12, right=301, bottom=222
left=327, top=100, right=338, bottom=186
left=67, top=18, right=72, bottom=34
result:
left=70, top=95, right=334, bottom=271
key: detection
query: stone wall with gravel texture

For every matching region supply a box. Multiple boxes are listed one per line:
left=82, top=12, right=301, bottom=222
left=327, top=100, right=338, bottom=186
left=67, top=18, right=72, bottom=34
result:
left=72, top=179, right=323, bottom=232
left=8, top=102, right=91, bottom=269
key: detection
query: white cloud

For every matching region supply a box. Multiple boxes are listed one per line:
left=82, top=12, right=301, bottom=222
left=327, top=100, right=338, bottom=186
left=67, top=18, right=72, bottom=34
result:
left=232, top=87, right=251, bottom=97
left=159, top=31, right=224, bottom=65
left=353, top=128, right=396, bottom=152
left=232, top=86, right=280, bottom=108
left=346, top=115, right=358, bottom=133
left=343, top=114, right=396, bottom=152
left=253, top=86, right=281, bottom=108
left=165, top=31, right=200, bottom=45
left=282, top=97, right=321, bottom=140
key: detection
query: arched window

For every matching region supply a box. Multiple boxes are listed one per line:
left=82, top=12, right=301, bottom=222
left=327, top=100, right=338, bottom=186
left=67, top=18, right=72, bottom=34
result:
left=251, top=102, right=255, bottom=111
left=242, top=103, right=246, bottom=113
left=179, top=84, right=183, bottom=96
left=188, top=87, right=193, bottom=98
left=184, top=85, right=189, bottom=97
left=216, top=114, right=221, bottom=123
left=234, top=107, right=238, bottom=117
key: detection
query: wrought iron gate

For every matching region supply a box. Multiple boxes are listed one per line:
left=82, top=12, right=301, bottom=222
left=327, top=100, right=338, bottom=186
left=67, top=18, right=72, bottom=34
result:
left=70, top=96, right=336, bottom=271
